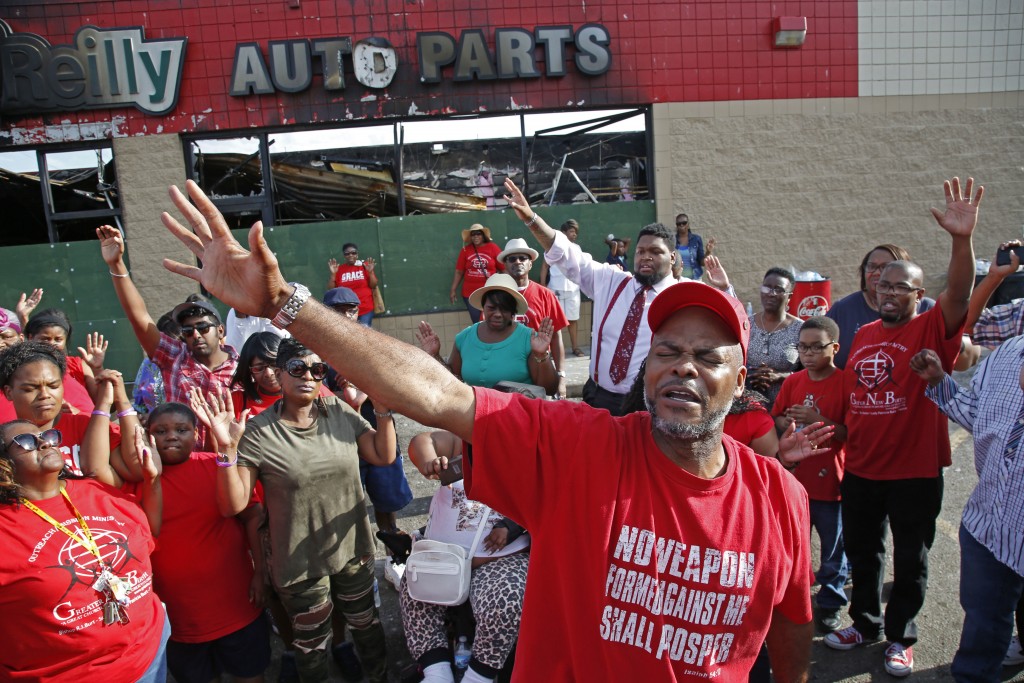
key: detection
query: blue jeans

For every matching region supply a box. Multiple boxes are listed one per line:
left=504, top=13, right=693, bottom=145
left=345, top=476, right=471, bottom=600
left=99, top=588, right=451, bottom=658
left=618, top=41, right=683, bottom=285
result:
left=463, top=296, right=481, bottom=323
left=136, top=612, right=171, bottom=683
left=810, top=499, right=848, bottom=610
left=951, top=524, right=1024, bottom=682
left=358, top=311, right=374, bottom=327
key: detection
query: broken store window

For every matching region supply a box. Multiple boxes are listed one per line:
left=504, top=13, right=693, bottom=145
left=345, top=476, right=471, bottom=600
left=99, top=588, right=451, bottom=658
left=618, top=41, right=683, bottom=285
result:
left=185, top=108, right=649, bottom=227
left=0, top=145, right=121, bottom=246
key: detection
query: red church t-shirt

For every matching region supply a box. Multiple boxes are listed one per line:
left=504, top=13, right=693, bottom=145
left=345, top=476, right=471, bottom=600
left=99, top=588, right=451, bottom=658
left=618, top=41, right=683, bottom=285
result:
left=844, top=306, right=963, bottom=480
left=455, top=242, right=504, bottom=297
left=333, top=263, right=374, bottom=316
left=0, top=479, right=164, bottom=682
left=135, top=452, right=261, bottom=642
left=771, top=369, right=847, bottom=501
left=465, top=388, right=811, bottom=682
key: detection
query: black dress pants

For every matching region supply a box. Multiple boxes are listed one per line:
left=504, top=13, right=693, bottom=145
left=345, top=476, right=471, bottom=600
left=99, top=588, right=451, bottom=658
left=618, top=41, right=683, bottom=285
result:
left=840, top=472, right=943, bottom=646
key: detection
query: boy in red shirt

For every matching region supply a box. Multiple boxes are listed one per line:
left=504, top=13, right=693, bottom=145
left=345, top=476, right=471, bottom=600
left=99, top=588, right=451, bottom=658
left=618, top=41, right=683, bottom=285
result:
left=83, top=396, right=270, bottom=683
left=772, top=316, right=849, bottom=634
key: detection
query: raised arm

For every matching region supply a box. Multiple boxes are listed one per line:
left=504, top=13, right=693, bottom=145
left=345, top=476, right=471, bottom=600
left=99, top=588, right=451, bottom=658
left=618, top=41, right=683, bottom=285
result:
left=326, top=257, right=339, bottom=291
left=190, top=388, right=258, bottom=516
left=504, top=178, right=558, bottom=252
left=965, top=240, right=1020, bottom=330
left=159, top=180, right=477, bottom=443
left=15, top=288, right=43, bottom=328
left=79, top=376, right=124, bottom=487
left=136, top=430, right=163, bottom=536
left=97, top=225, right=161, bottom=358
left=931, top=177, right=982, bottom=338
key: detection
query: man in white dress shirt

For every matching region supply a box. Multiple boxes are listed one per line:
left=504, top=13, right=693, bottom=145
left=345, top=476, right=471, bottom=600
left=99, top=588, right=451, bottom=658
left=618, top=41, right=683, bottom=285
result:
left=504, top=179, right=730, bottom=415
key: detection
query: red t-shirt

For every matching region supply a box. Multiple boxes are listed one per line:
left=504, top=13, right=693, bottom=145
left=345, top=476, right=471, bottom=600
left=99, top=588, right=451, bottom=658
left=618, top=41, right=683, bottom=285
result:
left=0, top=479, right=165, bottom=682
left=771, top=370, right=847, bottom=501
left=723, top=408, right=774, bottom=447
left=845, top=306, right=963, bottom=480
left=517, top=281, right=569, bottom=333
left=455, top=242, right=504, bottom=297
left=138, top=453, right=261, bottom=642
left=333, top=263, right=374, bottom=316
left=465, top=389, right=811, bottom=682
left=55, top=413, right=122, bottom=476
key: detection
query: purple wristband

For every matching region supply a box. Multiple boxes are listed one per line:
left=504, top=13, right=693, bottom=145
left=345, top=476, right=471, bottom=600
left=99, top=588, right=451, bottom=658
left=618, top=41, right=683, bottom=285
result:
left=91, top=409, right=111, bottom=418
left=116, top=408, right=138, bottom=418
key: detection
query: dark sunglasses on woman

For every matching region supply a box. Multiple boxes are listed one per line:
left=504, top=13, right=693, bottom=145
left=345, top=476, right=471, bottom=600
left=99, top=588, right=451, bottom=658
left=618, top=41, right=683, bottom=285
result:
left=285, top=359, right=329, bottom=381
left=7, top=428, right=62, bottom=452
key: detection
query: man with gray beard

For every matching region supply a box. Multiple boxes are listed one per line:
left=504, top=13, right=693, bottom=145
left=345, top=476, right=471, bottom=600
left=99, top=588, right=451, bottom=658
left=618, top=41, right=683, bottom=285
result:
left=158, top=180, right=831, bottom=682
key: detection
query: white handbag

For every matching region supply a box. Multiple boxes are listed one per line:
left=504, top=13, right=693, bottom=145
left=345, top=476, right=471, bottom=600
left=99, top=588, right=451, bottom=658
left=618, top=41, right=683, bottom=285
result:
left=405, top=505, right=491, bottom=606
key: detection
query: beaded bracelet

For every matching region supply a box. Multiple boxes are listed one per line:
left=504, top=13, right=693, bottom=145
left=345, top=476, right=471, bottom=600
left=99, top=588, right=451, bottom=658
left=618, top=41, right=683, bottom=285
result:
left=374, top=410, right=394, bottom=419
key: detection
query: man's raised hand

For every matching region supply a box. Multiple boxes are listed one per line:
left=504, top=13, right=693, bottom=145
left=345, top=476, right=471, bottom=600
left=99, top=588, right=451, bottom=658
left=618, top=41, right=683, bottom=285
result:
left=930, top=176, right=983, bottom=239
left=161, top=180, right=290, bottom=318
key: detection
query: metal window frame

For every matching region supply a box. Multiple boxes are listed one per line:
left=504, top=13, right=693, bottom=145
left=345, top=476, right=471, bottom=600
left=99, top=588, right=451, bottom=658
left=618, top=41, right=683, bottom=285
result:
left=23, top=141, right=123, bottom=244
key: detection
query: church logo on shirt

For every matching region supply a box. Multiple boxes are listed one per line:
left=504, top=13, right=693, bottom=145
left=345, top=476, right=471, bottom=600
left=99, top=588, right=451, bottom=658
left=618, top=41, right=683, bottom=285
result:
left=853, top=350, right=896, bottom=391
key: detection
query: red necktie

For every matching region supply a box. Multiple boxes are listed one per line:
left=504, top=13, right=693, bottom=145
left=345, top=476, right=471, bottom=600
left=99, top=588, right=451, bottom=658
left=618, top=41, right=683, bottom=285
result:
left=609, top=286, right=649, bottom=384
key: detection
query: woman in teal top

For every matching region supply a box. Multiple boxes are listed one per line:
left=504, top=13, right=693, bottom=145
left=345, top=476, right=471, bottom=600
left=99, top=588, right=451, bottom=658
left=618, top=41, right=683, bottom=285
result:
left=422, top=274, right=558, bottom=394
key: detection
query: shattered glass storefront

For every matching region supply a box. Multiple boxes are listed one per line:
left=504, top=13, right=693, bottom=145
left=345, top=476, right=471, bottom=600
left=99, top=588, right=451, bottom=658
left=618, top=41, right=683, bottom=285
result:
left=184, top=108, right=649, bottom=229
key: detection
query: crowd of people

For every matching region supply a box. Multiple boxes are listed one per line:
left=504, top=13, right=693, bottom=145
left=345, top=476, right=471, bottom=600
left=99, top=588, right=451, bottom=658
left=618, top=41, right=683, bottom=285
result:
left=0, top=173, right=1019, bottom=683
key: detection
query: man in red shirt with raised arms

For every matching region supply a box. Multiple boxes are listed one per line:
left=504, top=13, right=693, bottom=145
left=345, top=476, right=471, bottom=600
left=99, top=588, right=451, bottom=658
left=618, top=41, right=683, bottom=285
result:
left=157, top=179, right=830, bottom=682
left=824, top=177, right=982, bottom=679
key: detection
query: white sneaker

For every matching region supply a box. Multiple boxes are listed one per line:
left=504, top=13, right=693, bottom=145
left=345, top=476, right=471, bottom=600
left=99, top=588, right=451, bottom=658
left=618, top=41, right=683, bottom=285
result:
left=1005, top=635, right=1024, bottom=666
left=384, top=561, right=405, bottom=590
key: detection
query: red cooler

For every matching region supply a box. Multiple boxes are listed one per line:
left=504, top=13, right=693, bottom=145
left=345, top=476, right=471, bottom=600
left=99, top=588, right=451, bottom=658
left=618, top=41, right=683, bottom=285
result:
left=788, top=278, right=831, bottom=320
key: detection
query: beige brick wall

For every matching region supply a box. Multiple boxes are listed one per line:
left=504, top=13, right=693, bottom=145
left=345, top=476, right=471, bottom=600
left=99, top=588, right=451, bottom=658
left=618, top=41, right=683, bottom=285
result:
left=653, top=93, right=1024, bottom=307
left=112, top=135, right=194, bottom=317
left=375, top=300, right=593, bottom=356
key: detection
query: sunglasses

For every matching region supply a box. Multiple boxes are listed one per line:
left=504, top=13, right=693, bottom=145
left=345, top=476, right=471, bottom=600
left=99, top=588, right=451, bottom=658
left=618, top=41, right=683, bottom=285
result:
left=505, top=254, right=531, bottom=263
left=180, top=322, right=217, bottom=337
left=285, top=359, right=329, bottom=381
left=760, top=285, right=791, bottom=296
left=343, top=251, right=358, bottom=256
left=676, top=221, right=688, bottom=226
left=7, top=428, right=62, bottom=452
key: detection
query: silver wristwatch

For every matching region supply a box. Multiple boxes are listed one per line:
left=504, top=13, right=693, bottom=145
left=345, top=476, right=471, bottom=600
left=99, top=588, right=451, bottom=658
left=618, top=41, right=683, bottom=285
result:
left=271, top=282, right=311, bottom=329
left=556, top=370, right=566, bottom=378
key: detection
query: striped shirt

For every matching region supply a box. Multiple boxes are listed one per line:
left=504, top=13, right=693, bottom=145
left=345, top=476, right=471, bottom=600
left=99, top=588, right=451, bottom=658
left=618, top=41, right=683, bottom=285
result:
left=972, top=298, right=1024, bottom=349
left=926, top=336, right=1024, bottom=576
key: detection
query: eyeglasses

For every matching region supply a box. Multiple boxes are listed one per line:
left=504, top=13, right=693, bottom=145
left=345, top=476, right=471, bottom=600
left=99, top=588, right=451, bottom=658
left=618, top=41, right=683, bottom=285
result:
left=7, top=428, right=62, bottom=452
left=343, top=251, right=358, bottom=256
left=760, top=285, right=791, bottom=296
left=249, top=362, right=275, bottom=375
left=796, top=343, right=834, bottom=354
left=180, top=322, right=216, bottom=337
left=284, top=359, right=329, bottom=381
left=505, top=254, right=531, bottom=263
left=863, top=262, right=890, bottom=274
left=875, top=281, right=922, bottom=296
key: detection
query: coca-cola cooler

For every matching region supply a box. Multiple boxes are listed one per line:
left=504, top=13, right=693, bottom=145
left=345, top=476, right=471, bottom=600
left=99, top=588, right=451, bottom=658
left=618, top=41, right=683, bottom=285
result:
left=788, top=278, right=831, bottom=320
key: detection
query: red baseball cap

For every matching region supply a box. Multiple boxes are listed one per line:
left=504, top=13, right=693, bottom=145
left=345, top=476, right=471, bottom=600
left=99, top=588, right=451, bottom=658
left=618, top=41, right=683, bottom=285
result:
left=647, top=282, right=750, bottom=361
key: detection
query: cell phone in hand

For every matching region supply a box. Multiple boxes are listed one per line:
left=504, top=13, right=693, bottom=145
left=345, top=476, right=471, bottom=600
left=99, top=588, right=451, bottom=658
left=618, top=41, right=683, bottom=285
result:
left=996, top=245, right=1024, bottom=266
left=438, top=456, right=464, bottom=485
